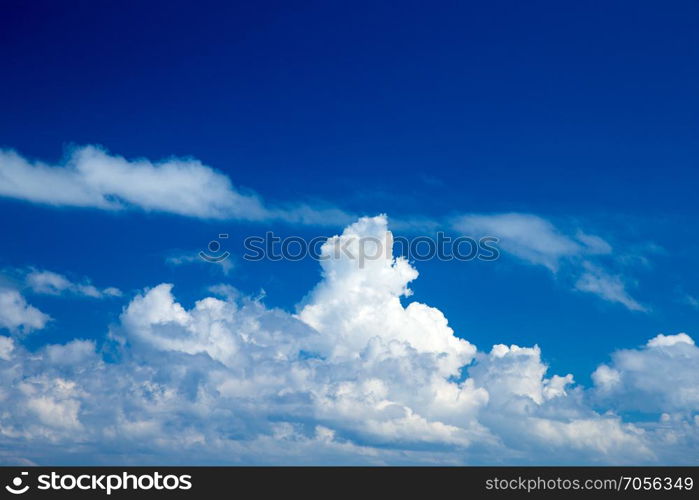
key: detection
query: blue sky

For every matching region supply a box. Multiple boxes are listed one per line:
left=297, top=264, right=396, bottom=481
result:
left=0, top=0, right=698, bottom=464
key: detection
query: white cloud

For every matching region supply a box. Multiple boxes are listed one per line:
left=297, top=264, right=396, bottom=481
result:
left=470, top=344, right=573, bottom=406
left=0, top=146, right=353, bottom=225
left=25, top=270, right=122, bottom=299
left=466, top=343, right=652, bottom=463
left=298, top=216, right=476, bottom=376
left=0, top=216, right=694, bottom=464
left=43, top=339, right=97, bottom=366
left=452, top=213, right=605, bottom=271
left=0, top=288, right=50, bottom=333
left=119, top=283, right=316, bottom=369
left=452, top=213, right=646, bottom=311
left=592, top=333, right=699, bottom=414
left=0, top=336, right=14, bottom=360
left=0, top=146, right=265, bottom=219
left=26, top=396, right=82, bottom=430
left=574, top=263, right=645, bottom=312
left=647, top=333, right=694, bottom=348
left=575, top=231, right=613, bottom=255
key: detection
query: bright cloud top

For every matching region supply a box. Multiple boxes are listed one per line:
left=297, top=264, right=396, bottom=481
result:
left=0, top=216, right=696, bottom=465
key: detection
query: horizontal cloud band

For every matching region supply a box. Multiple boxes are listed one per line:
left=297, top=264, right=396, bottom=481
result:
left=0, top=146, right=353, bottom=225
left=0, top=216, right=695, bottom=465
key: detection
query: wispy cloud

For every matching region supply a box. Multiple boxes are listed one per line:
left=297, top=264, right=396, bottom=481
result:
left=0, top=145, right=354, bottom=226
left=574, top=263, right=645, bottom=312
left=25, top=269, right=122, bottom=299
left=451, top=213, right=646, bottom=311
left=452, top=213, right=610, bottom=271
left=683, top=294, right=699, bottom=309
left=165, top=252, right=234, bottom=276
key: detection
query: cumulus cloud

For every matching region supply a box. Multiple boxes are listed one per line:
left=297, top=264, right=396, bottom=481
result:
left=0, top=288, right=50, bottom=333
left=25, top=269, right=122, bottom=299
left=592, top=333, right=699, bottom=413
left=0, top=216, right=695, bottom=465
left=298, top=216, right=476, bottom=375
left=452, top=213, right=645, bottom=311
left=468, top=343, right=652, bottom=462
left=0, top=146, right=353, bottom=225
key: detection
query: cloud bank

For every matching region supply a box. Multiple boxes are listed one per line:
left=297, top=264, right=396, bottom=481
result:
left=0, top=216, right=695, bottom=465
